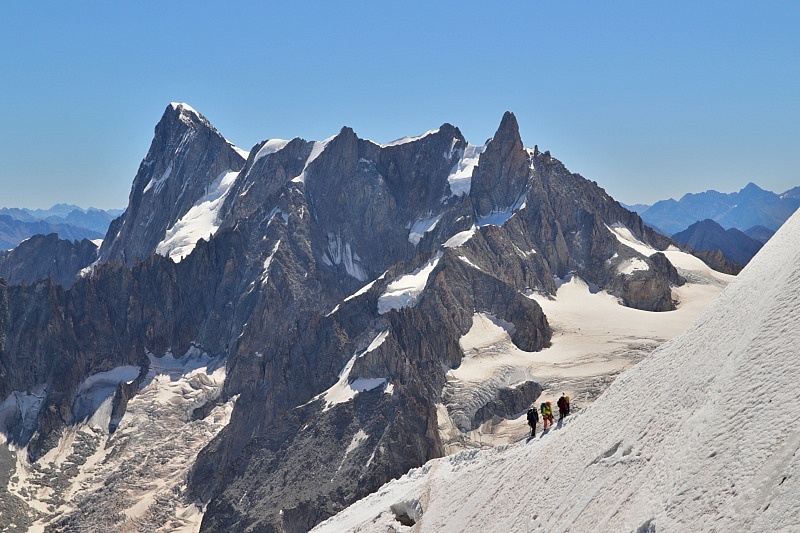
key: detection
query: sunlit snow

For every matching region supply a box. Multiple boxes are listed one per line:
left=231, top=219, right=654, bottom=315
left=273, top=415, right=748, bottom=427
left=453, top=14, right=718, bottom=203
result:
left=313, top=209, right=800, bottom=533
left=447, top=144, right=486, bottom=196
left=443, top=227, right=476, bottom=248
left=381, top=129, right=440, bottom=147
left=618, top=257, right=650, bottom=275
left=476, top=195, right=526, bottom=228
left=293, top=135, right=336, bottom=183
left=155, top=169, right=240, bottom=262
left=408, top=215, right=441, bottom=246
left=72, top=365, right=141, bottom=428
left=262, top=239, right=281, bottom=282
left=320, top=331, right=390, bottom=410
left=344, top=274, right=385, bottom=302
left=253, top=138, right=291, bottom=164
left=607, top=222, right=656, bottom=256
left=377, top=253, right=442, bottom=314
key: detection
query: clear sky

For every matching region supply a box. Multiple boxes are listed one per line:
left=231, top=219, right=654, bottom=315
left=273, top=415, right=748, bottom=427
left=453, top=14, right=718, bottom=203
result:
left=1, top=1, right=798, bottom=209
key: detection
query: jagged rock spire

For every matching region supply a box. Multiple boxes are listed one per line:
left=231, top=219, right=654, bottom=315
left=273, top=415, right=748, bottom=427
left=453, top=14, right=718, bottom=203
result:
left=469, top=111, right=531, bottom=218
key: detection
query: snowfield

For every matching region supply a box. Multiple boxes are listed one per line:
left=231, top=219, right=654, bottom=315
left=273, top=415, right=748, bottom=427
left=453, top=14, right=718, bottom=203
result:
left=435, top=239, right=733, bottom=453
left=156, top=169, right=241, bottom=262
left=314, top=209, right=800, bottom=532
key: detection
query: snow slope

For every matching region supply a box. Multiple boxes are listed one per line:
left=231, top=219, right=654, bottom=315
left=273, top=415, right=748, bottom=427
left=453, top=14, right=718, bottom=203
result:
left=156, top=169, right=240, bottom=262
left=315, top=208, right=800, bottom=532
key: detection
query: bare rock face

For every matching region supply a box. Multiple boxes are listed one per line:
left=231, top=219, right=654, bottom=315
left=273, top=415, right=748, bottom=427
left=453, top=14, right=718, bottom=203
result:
left=690, top=248, right=742, bottom=275
left=470, top=380, right=543, bottom=431
left=219, top=137, right=313, bottom=224
left=190, top=243, right=551, bottom=533
left=469, top=111, right=530, bottom=218
left=517, top=148, right=680, bottom=311
left=609, top=268, right=676, bottom=312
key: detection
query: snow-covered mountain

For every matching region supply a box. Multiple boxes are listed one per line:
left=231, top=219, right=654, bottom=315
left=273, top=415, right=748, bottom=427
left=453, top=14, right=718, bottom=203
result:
left=315, top=207, right=800, bottom=533
left=0, top=103, right=748, bottom=532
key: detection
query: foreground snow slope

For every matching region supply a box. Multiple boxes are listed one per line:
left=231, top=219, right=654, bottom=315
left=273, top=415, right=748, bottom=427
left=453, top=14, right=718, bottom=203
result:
left=315, top=208, right=800, bottom=532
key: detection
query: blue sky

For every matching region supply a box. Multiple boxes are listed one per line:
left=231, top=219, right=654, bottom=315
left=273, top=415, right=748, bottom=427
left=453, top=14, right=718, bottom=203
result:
left=1, top=1, right=798, bottom=209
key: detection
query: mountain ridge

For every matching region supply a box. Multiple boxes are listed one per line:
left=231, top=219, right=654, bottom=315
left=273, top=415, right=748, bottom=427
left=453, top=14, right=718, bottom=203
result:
left=628, top=182, right=800, bottom=235
left=672, top=218, right=763, bottom=266
left=0, top=103, right=737, bottom=531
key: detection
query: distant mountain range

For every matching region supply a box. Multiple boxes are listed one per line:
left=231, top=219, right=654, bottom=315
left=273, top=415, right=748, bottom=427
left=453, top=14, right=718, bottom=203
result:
left=671, top=219, right=763, bottom=266
left=0, top=205, right=122, bottom=250
left=625, top=183, right=800, bottom=236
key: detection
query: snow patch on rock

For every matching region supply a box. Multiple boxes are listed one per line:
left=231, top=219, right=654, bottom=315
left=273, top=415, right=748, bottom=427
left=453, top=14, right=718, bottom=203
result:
left=443, top=227, right=476, bottom=248
left=607, top=222, right=656, bottom=257
left=262, top=239, right=281, bottom=282
left=324, top=233, right=368, bottom=281
left=253, top=138, right=291, bottom=164
left=447, top=144, right=486, bottom=196
left=381, top=129, right=440, bottom=147
left=408, top=215, right=441, bottom=246
left=72, top=365, right=141, bottom=430
left=378, top=253, right=442, bottom=314
left=156, top=169, right=240, bottom=262
left=293, top=135, right=336, bottom=183
left=619, top=257, right=650, bottom=275
left=320, top=331, right=391, bottom=411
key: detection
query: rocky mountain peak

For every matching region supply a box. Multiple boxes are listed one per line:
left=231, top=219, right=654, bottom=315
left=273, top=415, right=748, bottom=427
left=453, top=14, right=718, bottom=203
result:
left=495, top=110, right=521, bottom=142
left=98, top=103, right=246, bottom=266
left=469, top=111, right=530, bottom=218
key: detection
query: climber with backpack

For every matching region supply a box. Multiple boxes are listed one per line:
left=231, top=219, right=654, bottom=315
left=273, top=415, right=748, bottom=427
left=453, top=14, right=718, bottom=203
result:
left=540, top=401, right=554, bottom=430
left=557, top=393, right=567, bottom=421
left=527, top=405, right=539, bottom=438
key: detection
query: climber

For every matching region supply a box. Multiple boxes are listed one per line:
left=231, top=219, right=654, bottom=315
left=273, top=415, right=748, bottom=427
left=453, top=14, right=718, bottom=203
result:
left=557, top=393, right=567, bottom=421
left=527, top=405, right=539, bottom=438
left=541, top=401, right=554, bottom=430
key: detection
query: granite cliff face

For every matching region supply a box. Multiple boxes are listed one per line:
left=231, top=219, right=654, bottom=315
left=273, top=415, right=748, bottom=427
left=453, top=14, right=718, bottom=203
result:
left=0, top=105, right=712, bottom=531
